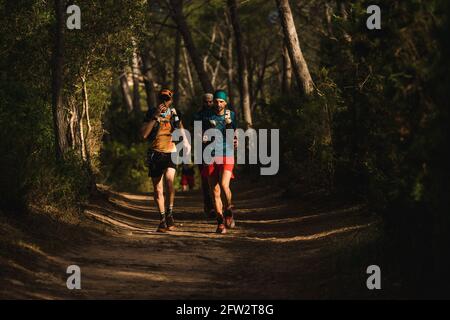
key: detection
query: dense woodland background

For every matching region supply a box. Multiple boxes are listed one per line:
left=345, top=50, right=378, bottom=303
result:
left=1, top=0, right=449, bottom=298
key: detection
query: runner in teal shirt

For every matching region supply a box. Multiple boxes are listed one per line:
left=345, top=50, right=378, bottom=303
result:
left=204, top=110, right=236, bottom=157
left=201, top=90, right=237, bottom=234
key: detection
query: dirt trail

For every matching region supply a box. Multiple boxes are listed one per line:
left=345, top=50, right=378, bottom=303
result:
left=0, top=178, right=379, bottom=299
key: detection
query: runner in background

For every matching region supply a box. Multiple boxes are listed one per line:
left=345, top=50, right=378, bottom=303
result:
left=181, top=164, right=195, bottom=191
left=193, top=93, right=216, bottom=219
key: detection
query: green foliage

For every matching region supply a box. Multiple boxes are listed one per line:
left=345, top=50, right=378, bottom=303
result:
left=258, top=69, right=341, bottom=191
left=102, top=87, right=145, bottom=147
left=317, top=0, right=450, bottom=296
left=100, top=141, right=150, bottom=193
left=28, top=149, right=91, bottom=210
left=0, top=79, right=90, bottom=212
left=0, top=79, right=49, bottom=211
left=98, top=87, right=151, bottom=193
left=0, top=1, right=102, bottom=214
left=258, top=0, right=449, bottom=296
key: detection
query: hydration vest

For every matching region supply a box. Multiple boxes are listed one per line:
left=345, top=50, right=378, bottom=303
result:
left=146, top=106, right=181, bottom=143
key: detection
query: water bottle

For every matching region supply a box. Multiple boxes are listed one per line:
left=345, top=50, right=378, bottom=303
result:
left=172, top=108, right=181, bottom=129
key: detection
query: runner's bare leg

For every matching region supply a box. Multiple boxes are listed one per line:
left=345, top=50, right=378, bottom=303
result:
left=208, top=173, right=223, bottom=216
left=220, top=170, right=233, bottom=210
left=151, top=175, right=165, bottom=214
left=165, top=167, right=176, bottom=209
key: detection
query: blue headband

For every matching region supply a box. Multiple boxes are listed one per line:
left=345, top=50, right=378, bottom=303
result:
left=214, top=90, right=228, bottom=102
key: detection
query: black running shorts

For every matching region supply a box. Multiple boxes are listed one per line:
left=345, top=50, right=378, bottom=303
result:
left=147, top=150, right=177, bottom=178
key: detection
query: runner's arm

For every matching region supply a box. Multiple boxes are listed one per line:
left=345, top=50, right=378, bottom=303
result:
left=141, top=106, right=162, bottom=139
left=140, top=119, right=158, bottom=140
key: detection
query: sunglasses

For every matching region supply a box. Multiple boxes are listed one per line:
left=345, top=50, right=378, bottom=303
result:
left=160, top=95, right=172, bottom=101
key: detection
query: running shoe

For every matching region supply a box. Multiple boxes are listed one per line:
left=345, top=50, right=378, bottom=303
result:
left=156, top=220, right=168, bottom=233
left=166, top=212, right=176, bottom=231
left=216, top=216, right=227, bottom=234
left=224, top=208, right=236, bottom=229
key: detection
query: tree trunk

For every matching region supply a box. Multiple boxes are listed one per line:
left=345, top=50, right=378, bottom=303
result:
left=51, top=0, right=69, bottom=160
left=281, top=44, right=292, bottom=94
left=203, top=24, right=217, bottom=76
left=226, top=38, right=235, bottom=108
left=252, top=46, right=269, bottom=111
left=78, top=77, right=87, bottom=162
left=173, top=30, right=181, bottom=106
left=81, top=75, right=92, bottom=160
left=141, top=50, right=157, bottom=109
left=276, top=0, right=314, bottom=96
left=119, top=70, right=133, bottom=113
left=68, top=97, right=78, bottom=150
left=210, top=25, right=225, bottom=89
left=182, top=44, right=195, bottom=98
left=324, top=2, right=333, bottom=36
left=224, top=12, right=235, bottom=108
left=227, top=0, right=253, bottom=128
left=80, top=74, right=97, bottom=193
left=131, top=39, right=142, bottom=113
left=337, top=0, right=352, bottom=42
left=169, top=0, right=214, bottom=94
left=248, top=54, right=255, bottom=109
left=337, top=0, right=348, bottom=19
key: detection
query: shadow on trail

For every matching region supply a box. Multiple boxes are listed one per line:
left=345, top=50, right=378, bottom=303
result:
left=1, top=178, right=380, bottom=299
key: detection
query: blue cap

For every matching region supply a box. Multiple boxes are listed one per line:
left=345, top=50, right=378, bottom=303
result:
left=214, top=90, right=228, bottom=102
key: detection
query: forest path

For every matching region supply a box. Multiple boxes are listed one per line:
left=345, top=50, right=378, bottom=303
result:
left=1, top=177, right=378, bottom=299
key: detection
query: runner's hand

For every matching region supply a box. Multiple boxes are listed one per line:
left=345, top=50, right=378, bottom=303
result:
left=157, top=103, right=167, bottom=114
left=225, top=110, right=232, bottom=124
